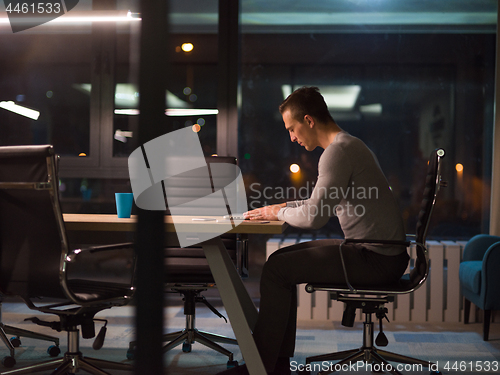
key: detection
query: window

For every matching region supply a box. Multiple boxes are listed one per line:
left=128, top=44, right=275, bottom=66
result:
left=239, top=1, right=497, bottom=239
left=0, top=33, right=92, bottom=157
left=0, top=0, right=496, bottom=231
left=0, top=0, right=220, bottom=213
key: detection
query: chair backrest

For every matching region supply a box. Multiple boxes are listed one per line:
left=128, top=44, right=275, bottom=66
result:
left=164, top=155, right=243, bottom=217
left=0, top=145, right=68, bottom=299
left=407, top=148, right=445, bottom=289
left=164, top=156, right=248, bottom=283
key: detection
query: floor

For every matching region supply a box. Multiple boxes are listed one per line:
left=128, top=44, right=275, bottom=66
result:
left=0, top=294, right=499, bottom=375
left=0, top=237, right=498, bottom=375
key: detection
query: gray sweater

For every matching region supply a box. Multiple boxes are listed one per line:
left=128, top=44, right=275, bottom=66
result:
left=277, top=131, right=406, bottom=255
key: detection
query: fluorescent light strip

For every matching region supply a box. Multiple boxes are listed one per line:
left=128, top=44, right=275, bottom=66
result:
left=114, top=109, right=219, bottom=116
left=0, top=101, right=39, bottom=120
left=0, top=10, right=141, bottom=24
left=166, top=109, right=219, bottom=116
left=115, top=130, right=133, bottom=138
left=282, top=85, right=361, bottom=111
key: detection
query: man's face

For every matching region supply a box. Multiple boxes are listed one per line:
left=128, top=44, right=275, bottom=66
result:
left=282, top=109, right=315, bottom=151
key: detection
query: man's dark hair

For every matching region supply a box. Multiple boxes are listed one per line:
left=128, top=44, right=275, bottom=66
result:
left=279, top=86, right=335, bottom=124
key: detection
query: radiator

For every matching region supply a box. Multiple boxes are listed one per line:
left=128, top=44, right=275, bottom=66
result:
left=265, top=238, right=469, bottom=323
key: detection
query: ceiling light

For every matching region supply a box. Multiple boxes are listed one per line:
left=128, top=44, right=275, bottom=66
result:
left=282, top=85, right=293, bottom=100
left=114, top=109, right=219, bottom=116
left=290, top=164, right=300, bottom=173
left=181, top=43, right=194, bottom=52
left=114, top=109, right=140, bottom=115
left=166, top=109, right=218, bottom=116
left=0, top=101, right=40, bottom=120
left=282, top=85, right=361, bottom=111
left=73, top=84, right=189, bottom=108
left=359, top=103, right=383, bottom=115
left=114, top=130, right=133, bottom=143
left=314, top=85, right=361, bottom=111
left=0, top=10, right=141, bottom=24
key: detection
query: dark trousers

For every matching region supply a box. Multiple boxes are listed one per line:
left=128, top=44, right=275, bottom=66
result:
left=252, top=239, right=410, bottom=372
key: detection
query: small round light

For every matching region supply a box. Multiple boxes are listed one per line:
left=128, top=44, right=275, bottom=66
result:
left=290, top=164, right=300, bottom=173
left=192, top=124, right=201, bottom=133
left=79, top=153, right=86, bottom=157
left=181, top=43, right=194, bottom=52
left=456, top=163, right=464, bottom=172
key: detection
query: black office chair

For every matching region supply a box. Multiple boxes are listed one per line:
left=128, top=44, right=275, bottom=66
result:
left=303, top=149, right=446, bottom=375
left=0, top=145, right=136, bottom=375
left=127, top=156, right=247, bottom=369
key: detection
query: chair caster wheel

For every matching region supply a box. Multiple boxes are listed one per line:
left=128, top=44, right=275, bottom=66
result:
left=182, top=342, right=192, bottom=353
left=2, top=356, right=16, bottom=368
left=227, top=360, right=238, bottom=369
left=47, top=345, right=61, bottom=357
left=126, top=348, right=135, bottom=360
left=9, top=337, right=21, bottom=347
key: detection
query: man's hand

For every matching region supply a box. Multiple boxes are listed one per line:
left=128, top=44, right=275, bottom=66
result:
left=244, top=203, right=286, bottom=221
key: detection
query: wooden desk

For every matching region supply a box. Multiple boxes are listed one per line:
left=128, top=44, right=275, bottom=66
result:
left=63, top=214, right=285, bottom=235
left=63, top=214, right=287, bottom=375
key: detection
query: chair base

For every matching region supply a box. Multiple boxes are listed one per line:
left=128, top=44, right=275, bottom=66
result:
left=0, top=300, right=60, bottom=366
left=306, top=346, right=433, bottom=375
left=305, top=316, right=437, bottom=375
left=0, top=322, right=61, bottom=368
left=128, top=327, right=238, bottom=363
left=163, top=328, right=237, bottom=360
left=0, top=352, right=133, bottom=375
left=0, top=330, right=132, bottom=375
left=129, top=289, right=238, bottom=367
left=0, top=323, right=60, bottom=354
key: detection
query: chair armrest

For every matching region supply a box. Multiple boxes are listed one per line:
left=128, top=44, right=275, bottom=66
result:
left=67, top=242, right=135, bottom=262
left=482, top=241, right=500, bottom=309
left=463, top=234, right=500, bottom=262
left=65, top=243, right=136, bottom=290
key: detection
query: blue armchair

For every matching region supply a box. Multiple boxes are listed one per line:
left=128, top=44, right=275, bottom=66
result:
left=459, top=234, right=500, bottom=341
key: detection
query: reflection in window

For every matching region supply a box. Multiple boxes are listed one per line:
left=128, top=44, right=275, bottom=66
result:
left=59, top=177, right=132, bottom=214
left=240, top=5, right=496, bottom=240
left=112, top=64, right=219, bottom=157
left=0, top=63, right=91, bottom=156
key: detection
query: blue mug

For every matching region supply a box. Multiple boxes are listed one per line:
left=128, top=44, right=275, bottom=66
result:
left=115, top=193, right=134, bottom=218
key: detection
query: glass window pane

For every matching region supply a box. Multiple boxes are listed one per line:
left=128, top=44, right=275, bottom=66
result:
left=112, top=0, right=219, bottom=158
left=0, top=34, right=91, bottom=157
left=240, top=1, right=497, bottom=239
left=60, top=177, right=132, bottom=214
left=113, top=64, right=218, bottom=157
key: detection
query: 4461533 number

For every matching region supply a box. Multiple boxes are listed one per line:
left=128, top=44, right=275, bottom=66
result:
left=5, top=2, right=62, bottom=14
left=443, top=361, right=498, bottom=372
